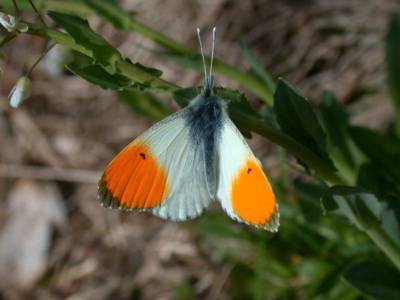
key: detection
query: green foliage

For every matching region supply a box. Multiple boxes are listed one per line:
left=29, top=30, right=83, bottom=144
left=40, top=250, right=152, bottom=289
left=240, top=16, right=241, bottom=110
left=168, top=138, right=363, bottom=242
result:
left=66, top=63, right=131, bottom=90
left=274, top=80, right=334, bottom=172
left=239, top=41, right=276, bottom=92
left=319, top=91, right=360, bottom=184
left=343, top=260, right=400, bottom=300
left=82, top=0, right=133, bottom=30
left=48, top=10, right=121, bottom=72
left=322, top=186, right=383, bottom=231
left=4, top=0, right=400, bottom=298
left=118, top=90, right=170, bottom=121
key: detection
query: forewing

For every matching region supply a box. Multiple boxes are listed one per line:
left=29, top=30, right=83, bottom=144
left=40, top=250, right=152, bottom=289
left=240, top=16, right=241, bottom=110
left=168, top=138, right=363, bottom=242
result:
left=99, top=109, right=212, bottom=220
left=216, top=116, right=279, bottom=231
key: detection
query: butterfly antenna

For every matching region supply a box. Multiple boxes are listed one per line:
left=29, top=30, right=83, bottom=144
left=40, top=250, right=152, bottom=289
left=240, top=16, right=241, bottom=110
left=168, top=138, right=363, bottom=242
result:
left=196, top=28, right=208, bottom=85
left=209, top=27, right=216, bottom=82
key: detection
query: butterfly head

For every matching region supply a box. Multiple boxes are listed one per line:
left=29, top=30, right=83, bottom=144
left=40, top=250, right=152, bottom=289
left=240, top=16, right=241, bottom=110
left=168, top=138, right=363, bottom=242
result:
left=197, top=27, right=216, bottom=99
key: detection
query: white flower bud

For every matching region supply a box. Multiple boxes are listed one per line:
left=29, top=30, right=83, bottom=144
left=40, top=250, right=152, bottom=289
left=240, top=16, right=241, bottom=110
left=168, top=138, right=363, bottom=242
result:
left=9, top=77, right=31, bottom=108
left=0, top=12, right=28, bottom=33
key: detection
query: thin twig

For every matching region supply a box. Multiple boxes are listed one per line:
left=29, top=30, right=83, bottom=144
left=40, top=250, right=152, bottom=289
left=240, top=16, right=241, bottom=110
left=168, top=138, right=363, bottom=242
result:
left=12, top=0, right=20, bottom=17
left=0, top=164, right=101, bottom=183
left=26, top=43, right=55, bottom=77
left=27, top=0, right=46, bottom=26
left=0, top=33, right=17, bottom=48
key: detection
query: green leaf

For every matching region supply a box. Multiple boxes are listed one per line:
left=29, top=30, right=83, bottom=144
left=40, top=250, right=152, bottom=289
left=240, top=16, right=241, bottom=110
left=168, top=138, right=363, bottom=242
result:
left=381, top=196, right=400, bottom=246
left=294, top=180, right=326, bottom=223
left=172, top=87, right=200, bottom=108
left=82, top=0, right=133, bottom=30
left=274, top=80, right=335, bottom=170
left=48, top=10, right=121, bottom=72
left=118, top=90, right=171, bottom=121
left=319, top=91, right=359, bottom=182
left=66, top=63, right=132, bottom=90
left=217, top=87, right=265, bottom=138
left=343, top=260, right=400, bottom=300
left=131, top=61, right=163, bottom=78
left=238, top=41, right=276, bottom=92
left=386, top=13, right=400, bottom=135
left=321, top=186, right=382, bottom=231
left=357, top=162, right=400, bottom=198
left=349, top=126, right=400, bottom=184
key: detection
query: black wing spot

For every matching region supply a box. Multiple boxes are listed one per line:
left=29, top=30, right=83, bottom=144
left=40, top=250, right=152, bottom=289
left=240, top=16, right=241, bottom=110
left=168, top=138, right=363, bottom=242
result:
left=247, top=168, right=252, bottom=174
left=139, top=152, right=146, bottom=160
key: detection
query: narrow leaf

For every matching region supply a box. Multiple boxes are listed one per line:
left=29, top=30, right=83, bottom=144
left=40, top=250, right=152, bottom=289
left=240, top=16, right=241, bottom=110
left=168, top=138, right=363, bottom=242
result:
left=238, top=41, right=276, bottom=92
left=83, top=0, right=133, bottom=30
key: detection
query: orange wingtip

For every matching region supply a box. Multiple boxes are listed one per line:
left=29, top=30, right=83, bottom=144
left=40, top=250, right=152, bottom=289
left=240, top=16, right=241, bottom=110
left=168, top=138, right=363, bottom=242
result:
left=98, top=143, right=169, bottom=210
left=231, top=159, right=279, bottom=230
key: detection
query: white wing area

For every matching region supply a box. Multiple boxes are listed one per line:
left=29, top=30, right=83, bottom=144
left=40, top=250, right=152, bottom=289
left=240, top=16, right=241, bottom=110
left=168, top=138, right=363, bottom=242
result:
left=216, top=118, right=250, bottom=221
left=216, top=116, right=279, bottom=231
left=135, top=110, right=212, bottom=221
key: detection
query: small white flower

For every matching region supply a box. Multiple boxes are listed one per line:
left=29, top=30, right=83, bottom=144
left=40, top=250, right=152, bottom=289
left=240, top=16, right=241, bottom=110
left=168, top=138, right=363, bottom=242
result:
left=9, top=77, right=31, bottom=108
left=0, top=12, right=28, bottom=33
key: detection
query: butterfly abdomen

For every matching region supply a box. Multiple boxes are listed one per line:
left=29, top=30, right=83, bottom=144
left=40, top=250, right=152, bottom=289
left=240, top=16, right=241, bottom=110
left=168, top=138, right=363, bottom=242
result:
left=186, top=96, right=224, bottom=195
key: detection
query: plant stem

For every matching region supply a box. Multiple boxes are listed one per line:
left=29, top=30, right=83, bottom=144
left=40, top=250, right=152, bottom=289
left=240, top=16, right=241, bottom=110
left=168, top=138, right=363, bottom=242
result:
left=12, top=0, right=20, bottom=17
left=0, top=33, right=17, bottom=48
left=116, top=60, right=178, bottom=91
left=28, top=0, right=47, bottom=26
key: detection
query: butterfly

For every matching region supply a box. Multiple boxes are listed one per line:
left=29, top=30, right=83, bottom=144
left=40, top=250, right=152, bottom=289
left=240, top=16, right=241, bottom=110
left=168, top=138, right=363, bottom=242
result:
left=98, top=28, right=279, bottom=231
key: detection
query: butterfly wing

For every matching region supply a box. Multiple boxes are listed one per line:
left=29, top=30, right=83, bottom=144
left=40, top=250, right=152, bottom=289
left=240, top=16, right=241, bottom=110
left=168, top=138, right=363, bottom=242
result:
left=216, top=116, right=279, bottom=231
left=99, top=109, right=212, bottom=220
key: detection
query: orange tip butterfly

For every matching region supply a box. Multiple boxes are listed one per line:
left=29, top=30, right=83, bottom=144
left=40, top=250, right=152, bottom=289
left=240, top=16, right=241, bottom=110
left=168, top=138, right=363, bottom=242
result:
left=98, top=28, right=279, bottom=231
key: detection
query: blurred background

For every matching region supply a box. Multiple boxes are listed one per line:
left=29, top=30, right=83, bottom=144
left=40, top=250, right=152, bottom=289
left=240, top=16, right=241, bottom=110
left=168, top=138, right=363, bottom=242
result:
left=0, top=0, right=399, bottom=299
